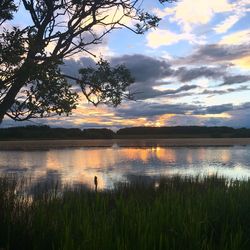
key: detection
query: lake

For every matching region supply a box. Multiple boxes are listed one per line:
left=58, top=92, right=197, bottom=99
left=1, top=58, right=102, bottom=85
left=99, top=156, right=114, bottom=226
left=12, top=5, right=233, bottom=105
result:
left=1, top=143, right=250, bottom=189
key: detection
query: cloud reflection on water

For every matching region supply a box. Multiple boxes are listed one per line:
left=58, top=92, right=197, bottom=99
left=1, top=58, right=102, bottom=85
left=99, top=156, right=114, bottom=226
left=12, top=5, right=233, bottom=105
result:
left=0, top=146, right=249, bottom=189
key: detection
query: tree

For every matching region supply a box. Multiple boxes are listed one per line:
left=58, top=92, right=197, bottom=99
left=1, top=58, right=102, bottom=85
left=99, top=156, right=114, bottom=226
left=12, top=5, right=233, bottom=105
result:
left=0, top=0, right=172, bottom=123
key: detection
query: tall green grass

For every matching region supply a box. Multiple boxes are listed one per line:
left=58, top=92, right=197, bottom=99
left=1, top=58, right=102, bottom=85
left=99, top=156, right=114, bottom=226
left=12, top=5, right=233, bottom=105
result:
left=1, top=175, right=250, bottom=250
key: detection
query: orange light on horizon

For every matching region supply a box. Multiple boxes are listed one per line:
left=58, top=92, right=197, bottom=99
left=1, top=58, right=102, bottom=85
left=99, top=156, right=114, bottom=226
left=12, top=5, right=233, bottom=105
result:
left=233, top=55, right=250, bottom=69
left=155, top=147, right=176, bottom=163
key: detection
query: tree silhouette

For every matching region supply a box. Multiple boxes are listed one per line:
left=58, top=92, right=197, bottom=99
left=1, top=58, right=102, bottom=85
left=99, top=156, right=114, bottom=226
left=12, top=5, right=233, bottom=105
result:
left=0, top=0, right=172, bottom=123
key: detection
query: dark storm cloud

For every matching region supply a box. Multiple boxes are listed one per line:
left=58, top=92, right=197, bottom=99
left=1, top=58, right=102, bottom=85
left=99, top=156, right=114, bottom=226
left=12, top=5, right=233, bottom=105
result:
left=174, top=66, right=223, bottom=82
left=110, top=54, right=176, bottom=99
left=193, top=104, right=234, bottom=115
left=220, top=75, right=250, bottom=86
left=201, top=89, right=227, bottom=95
left=178, top=44, right=250, bottom=65
left=201, top=85, right=250, bottom=96
left=110, top=54, right=213, bottom=100
left=132, top=84, right=198, bottom=100
left=111, top=54, right=173, bottom=82
left=221, top=106, right=250, bottom=128
left=114, top=101, right=250, bottom=120
left=62, top=55, right=180, bottom=100
left=61, top=57, right=96, bottom=77
left=192, top=102, right=250, bottom=116
left=110, top=54, right=249, bottom=100
left=117, top=102, right=241, bottom=118
left=116, top=102, right=198, bottom=118
left=173, top=84, right=198, bottom=93
left=61, top=53, right=250, bottom=101
left=238, top=102, right=250, bottom=110
left=63, top=54, right=173, bottom=84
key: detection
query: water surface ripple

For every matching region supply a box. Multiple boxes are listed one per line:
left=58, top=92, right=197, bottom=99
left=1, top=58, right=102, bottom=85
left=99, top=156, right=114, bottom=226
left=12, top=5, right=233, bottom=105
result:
left=1, top=145, right=250, bottom=189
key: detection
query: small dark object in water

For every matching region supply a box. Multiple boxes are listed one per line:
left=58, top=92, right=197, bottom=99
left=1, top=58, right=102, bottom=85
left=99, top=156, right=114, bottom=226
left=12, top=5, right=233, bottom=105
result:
left=94, top=176, right=98, bottom=191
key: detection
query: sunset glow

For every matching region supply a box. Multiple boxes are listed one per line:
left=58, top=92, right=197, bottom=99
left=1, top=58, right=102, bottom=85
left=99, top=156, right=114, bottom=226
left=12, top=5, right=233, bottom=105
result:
left=2, top=0, right=250, bottom=129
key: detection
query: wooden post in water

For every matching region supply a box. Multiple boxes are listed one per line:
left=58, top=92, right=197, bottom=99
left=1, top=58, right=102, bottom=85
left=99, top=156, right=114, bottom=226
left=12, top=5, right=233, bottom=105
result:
left=94, top=176, right=98, bottom=192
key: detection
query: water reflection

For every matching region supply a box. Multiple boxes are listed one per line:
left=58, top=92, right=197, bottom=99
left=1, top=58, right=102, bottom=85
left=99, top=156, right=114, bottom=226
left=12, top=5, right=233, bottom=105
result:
left=0, top=145, right=250, bottom=189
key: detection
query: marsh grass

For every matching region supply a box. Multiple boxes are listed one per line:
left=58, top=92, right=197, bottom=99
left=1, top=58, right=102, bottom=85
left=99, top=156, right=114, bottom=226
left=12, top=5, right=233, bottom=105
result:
left=1, top=175, right=250, bottom=250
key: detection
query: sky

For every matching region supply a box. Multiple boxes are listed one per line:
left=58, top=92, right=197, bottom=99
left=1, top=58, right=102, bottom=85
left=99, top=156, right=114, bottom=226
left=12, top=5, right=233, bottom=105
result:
left=2, top=0, right=250, bottom=129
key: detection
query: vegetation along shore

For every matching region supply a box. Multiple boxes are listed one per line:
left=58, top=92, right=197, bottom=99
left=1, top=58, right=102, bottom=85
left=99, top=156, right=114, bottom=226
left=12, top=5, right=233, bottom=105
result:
left=1, top=175, right=250, bottom=249
left=1, top=125, right=250, bottom=140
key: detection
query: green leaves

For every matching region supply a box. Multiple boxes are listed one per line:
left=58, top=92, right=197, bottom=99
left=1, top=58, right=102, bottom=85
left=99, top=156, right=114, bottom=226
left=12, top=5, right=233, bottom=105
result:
left=10, top=65, right=78, bottom=120
left=0, top=0, right=174, bottom=122
left=0, top=27, right=26, bottom=66
left=0, top=0, right=17, bottom=24
left=135, top=12, right=161, bottom=34
left=79, top=59, right=134, bottom=107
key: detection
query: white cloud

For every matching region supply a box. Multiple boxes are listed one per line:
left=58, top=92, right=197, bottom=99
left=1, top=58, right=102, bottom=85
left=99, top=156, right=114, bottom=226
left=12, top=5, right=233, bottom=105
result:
left=148, top=0, right=234, bottom=48
left=214, top=0, right=250, bottom=34
left=146, top=28, right=205, bottom=49
left=147, top=29, right=183, bottom=48
left=67, top=43, right=115, bottom=62
left=219, top=30, right=250, bottom=45
left=153, top=0, right=232, bottom=33
left=214, top=14, right=243, bottom=34
left=174, top=0, right=232, bottom=32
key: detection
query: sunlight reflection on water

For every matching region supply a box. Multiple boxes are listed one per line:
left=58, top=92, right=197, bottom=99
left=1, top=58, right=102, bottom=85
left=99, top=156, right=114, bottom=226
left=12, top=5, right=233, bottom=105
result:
left=0, top=145, right=250, bottom=189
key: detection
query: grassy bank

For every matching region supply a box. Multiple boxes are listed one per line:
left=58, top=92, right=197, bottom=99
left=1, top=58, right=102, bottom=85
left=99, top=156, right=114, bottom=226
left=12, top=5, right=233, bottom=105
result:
left=1, top=175, right=250, bottom=250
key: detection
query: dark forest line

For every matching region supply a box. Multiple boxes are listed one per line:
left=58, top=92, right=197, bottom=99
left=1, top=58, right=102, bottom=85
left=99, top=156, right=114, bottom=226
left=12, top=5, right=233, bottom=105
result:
left=1, top=125, right=250, bottom=140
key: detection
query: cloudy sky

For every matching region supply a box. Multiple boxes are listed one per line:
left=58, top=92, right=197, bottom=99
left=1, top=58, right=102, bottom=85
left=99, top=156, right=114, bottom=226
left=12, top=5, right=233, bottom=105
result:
left=3, top=0, right=250, bottom=129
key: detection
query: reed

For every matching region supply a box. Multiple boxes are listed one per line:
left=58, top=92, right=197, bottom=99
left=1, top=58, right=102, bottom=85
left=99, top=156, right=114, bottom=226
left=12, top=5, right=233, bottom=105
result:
left=1, top=175, right=250, bottom=250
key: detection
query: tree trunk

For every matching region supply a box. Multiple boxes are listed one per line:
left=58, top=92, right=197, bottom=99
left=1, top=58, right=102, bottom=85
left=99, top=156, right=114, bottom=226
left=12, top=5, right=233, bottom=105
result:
left=0, top=56, right=36, bottom=123
left=0, top=112, right=5, bottom=124
left=0, top=69, right=28, bottom=123
left=0, top=83, right=23, bottom=123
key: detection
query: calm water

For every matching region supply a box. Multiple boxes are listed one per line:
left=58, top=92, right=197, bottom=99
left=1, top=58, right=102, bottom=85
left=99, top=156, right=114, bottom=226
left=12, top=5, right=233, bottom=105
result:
left=1, top=145, right=250, bottom=189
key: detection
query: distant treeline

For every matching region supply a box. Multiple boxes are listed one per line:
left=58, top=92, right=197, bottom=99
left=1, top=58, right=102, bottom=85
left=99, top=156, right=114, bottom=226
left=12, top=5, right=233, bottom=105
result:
left=117, top=126, right=250, bottom=138
left=0, top=125, right=250, bottom=140
left=0, top=126, right=115, bottom=140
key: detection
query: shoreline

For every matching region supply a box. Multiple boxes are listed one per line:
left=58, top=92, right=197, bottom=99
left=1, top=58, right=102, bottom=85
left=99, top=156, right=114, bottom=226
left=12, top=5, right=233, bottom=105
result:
left=1, top=138, right=250, bottom=150
left=2, top=175, right=250, bottom=249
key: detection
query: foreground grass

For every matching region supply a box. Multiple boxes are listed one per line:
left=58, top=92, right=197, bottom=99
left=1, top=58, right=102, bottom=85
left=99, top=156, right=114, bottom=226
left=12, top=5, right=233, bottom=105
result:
left=1, top=175, right=250, bottom=250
